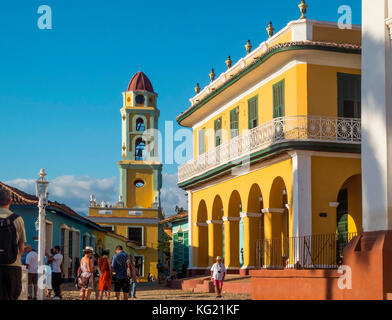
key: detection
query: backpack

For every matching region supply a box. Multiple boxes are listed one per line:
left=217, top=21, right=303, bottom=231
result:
left=0, top=213, right=19, bottom=265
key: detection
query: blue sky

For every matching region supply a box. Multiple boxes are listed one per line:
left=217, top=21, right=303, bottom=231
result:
left=0, top=0, right=361, bottom=214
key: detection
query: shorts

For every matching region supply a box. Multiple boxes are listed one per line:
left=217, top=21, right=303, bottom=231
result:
left=213, top=280, right=223, bottom=287
left=114, top=277, right=130, bottom=293
left=28, top=273, right=38, bottom=285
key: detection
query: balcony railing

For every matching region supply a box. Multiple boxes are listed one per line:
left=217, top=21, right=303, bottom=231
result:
left=255, top=232, right=358, bottom=269
left=178, top=116, right=361, bottom=183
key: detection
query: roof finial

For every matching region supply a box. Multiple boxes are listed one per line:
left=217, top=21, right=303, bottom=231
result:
left=209, top=68, right=216, bottom=82
left=245, top=40, right=252, bottom=54
left=225, top=56, right=232, bottom=69
left=195, top=83, right=200, bottom=94
left=266, top=21, right=275, bottom=38
left=299, top=0, right=308, bottom=19
left=138, top=64, right=141, bottom=72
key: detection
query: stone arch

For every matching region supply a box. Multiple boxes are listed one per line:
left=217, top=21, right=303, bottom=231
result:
left=224, top=190, right=242, bottom=268
left=244, top=184, right=263, bottom=268
left=265, top=177, right=289, bottom=267
left=335, top=174, right=362, bottom=261
left=268, top=176, right=289, bottom=239
left=209, top=195, right=224, bottom=265
left=196, top=200, right=208, bottom=267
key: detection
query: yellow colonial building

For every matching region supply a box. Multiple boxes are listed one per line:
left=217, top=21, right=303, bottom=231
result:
left=89, top=71, right=162, bottom=280
left=177, top=7, right=363, bottom=274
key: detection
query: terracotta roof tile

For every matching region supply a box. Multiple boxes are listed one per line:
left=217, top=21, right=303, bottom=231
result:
left=0, top=181, right=103, bottom=230
left=160, top=211, right=188, bottom=224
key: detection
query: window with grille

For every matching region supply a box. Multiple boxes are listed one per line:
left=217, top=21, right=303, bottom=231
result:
left=338, top=73, right=361, bottom=119
left=273, top=80, right=285, bottom=118
left=230, top=107, right=239, bottom=138
left=248, top=96, right=258, bottom=129
left=127, top=227, right=143, bottom=246
left=136, top=118, right=145, bottom=131
left=214, top=117, right=222, bottom=147
left=198, top=128, right=205, bottom=155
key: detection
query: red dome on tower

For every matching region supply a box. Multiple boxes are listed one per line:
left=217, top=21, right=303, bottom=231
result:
left=126, top=71, right=154, bottom=92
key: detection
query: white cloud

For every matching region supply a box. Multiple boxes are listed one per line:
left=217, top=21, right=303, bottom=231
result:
left=160, top=172, right=188, bottom=217
left=5, top=176, right=118, bottom=215
left=5, top=173, right=186, bottom=217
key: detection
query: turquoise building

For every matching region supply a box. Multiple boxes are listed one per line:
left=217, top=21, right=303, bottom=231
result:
left=0, top=181, right=107, bottom=280
left=160, top=211, right=189, bottom=277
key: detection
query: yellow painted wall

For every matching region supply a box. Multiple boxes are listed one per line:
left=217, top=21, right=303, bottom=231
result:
left=126, top=169, right=154, bottom=208
left=191, top=158, right=293, bottom=268
left=89, top=208, right=158, bottom=219
left=92, top=230, right=106, bottom=255
left=311, top=156, right=362, bottom=235
left=193, top=64, right=308, bottom=157
left=312, top=26, right=361, bottom=45
left=307, top=64, right=361, bottom=117
left=269, top=30, right=292, bottom=47
left=101, top=222, right=159, bottom=280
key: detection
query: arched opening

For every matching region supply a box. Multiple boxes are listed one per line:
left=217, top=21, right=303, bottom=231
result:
left=336, top=174, right=362, bottom=261
left=136, top=117, right=145, bottom=132
left=211, top=195, right=224, bottom=265
left=269, top=177, right=289, bottom=239
left=267, top=177, right=289, bottom=267
left=135, top=138, right=146, bottom=160
left=225, top=190, right=241, bottom=268
left=135, top=94, right=145, bottom=105
left=246, top=184, right=263, bottom=268
left=196, top=200, right=209, bottom=268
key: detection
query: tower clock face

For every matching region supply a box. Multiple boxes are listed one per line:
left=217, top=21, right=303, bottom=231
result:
left=135, top=95, right=145, bottom=104
left=134, top=180, right=145, bottom=188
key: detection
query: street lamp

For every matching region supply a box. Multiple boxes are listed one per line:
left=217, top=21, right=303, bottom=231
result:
left=35, top=169, right=49, bottom=300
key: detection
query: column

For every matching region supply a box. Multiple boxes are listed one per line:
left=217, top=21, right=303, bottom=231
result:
left=119, top=165, right=127, bottom=207
left=262, top=208, right=284, bottom=267
left=207, top=220, right=223, bottom=266
left=241, top=213, right=262, bottom=269
left=362, top=0, right=392, bottom=231
left=187, top=191, right=193, bottom=272
left=223, top=217, right=240, bottom=269
left=290, top=151, right=312, bottom=238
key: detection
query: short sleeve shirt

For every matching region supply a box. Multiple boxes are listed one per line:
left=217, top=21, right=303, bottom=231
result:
left=51, top=253, right=63, bottom=273
left=0, top=208, right=26, bottom=267
left=210, top=262, right=226, bottom=281
left=111, top=251, right=128, bottom=280
left=25, top=251, right=38, bottom=273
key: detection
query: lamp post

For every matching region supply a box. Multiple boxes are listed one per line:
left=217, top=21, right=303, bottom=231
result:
left=35, top=169, right=49, bottom=300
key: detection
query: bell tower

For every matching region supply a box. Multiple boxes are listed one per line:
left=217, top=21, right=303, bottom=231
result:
left=118, top=71, right=162, bottom=211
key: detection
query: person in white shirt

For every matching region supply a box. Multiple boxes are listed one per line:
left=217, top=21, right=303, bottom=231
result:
left=47, top=246, right=63, bottom=299
left=24, top=244, right=38, bottom=300
left=210, top=256, right=226, bottom=298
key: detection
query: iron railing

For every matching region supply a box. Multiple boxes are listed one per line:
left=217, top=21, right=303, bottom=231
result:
left=178, top=116, right=361, bottom=183
left=255, top=232, right=358, bottom=269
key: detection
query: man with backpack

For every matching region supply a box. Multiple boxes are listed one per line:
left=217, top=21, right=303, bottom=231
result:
left=0, top=188, right=26, bottom=300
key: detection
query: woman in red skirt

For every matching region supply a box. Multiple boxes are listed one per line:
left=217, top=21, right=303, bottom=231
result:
left=98, top=250, right=112, bottom=300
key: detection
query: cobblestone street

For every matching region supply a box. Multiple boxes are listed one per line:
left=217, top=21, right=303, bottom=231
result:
left=59, top=282, right=251, bottom=300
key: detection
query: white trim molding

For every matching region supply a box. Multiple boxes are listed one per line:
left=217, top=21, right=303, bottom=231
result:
left=290, top=151, right=312, bottom=239
left=222, top=216, right=241, bottom=222
left=329, top=202, right=340, bottom=208
left=206, top=220, right=224, bottom=224
left=187, top=190, right=193, bottom=269
left=87, top=216, right=159, bottom=224
left=261, top=208, right=285, bottom=214
left=240, top=212, right=262, bottom=218
left=195, top=222, right=208, bottom=227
